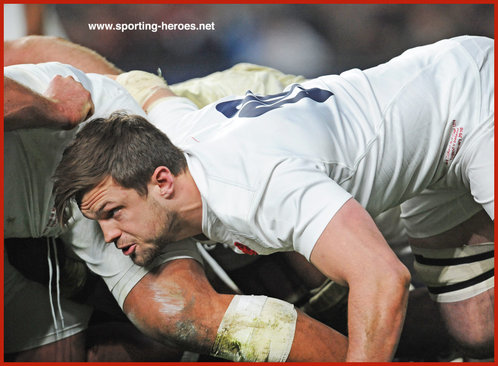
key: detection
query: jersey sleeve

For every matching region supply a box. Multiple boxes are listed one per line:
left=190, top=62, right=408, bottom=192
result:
left=256, top=158, right=352, bottom=260
left=147, top=96, right=203, bottom=146
left=5, top=62, right=146, bottom=120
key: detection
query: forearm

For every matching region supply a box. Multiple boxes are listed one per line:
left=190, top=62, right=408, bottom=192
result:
left=310, top=198, right=412, bottom=362
left=5, top=77, right=60, bottom=131
left=289, top=310, right=347, bottom=361
left=5, top=75, right=93, bottom=131
left=346, top=276, right=409, bottom=361
left=4, top=35, right=122, bottom=74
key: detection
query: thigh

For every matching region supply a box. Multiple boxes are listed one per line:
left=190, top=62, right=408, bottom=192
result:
left=7, top=332, right=87, bottom=362
left=4, top=250, right=93, bottom=355
left=407, top=215, right=494, bottom=358
left=438, top=287, right=494, bottom=358
left=407, top=208, right=493, bottom=299
left=409, top=209, right=493, bottom=248
left=407, top=211, right=493, bottom=302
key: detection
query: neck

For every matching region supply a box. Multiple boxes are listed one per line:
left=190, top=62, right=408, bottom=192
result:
left=175, top=167, right=203, bottom=236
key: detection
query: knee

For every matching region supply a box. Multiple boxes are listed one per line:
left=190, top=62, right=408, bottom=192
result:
left=440, top=292, right=494, bottom=359
left=452, top=332, right=494, bottom=360
left=448, top=317, right=494, bottom=359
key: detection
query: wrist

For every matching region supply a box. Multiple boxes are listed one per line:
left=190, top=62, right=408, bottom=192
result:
left=49, top=97, right=75, bottom=129
left=143, top=88, right=177, bottom=113
left=115, top=70, right=174, bottom=112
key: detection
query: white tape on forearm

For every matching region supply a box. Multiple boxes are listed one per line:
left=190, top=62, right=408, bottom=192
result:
left=211, top=295, right=297, bottom=362
left=115, top=70, right=168, bottom=107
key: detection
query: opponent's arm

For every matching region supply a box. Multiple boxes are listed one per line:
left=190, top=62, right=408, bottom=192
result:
left=123, top=258, right=348, bottom=362
left=113, top=70, right=177, bottom=113
left=310, top=198, right=411, bottom=362
left=4, top=75, right=94, bottom=131
left=4, top=35, right=122, bottom=74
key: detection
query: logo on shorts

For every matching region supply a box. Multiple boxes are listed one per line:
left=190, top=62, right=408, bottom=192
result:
left=234, top=241, right=259, bottom=255
left=444, top=120, right=463, bottom=165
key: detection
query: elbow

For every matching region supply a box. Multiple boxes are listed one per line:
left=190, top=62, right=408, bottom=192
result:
left=384, top=262, right=411, bottom=324
left=386, top=261, right=411, bottom=300
left=398, top=263, right=412, bottom=293
left=362, top=260, right=411, bottom=305
left=394, top=260, right=411, bottom=288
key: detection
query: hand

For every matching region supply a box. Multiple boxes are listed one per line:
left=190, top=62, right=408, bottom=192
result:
left=44, top=75, right=94, bottom=129
left=115, top=70, right=175, bottom=112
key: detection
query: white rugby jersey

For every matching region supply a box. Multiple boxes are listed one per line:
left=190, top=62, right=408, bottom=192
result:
left=4, top=62, right=146, bottom=238
left=149, top=36, right=492, bottom=259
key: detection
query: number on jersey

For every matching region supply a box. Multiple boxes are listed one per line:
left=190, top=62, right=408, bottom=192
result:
left=216, top=84, right=333, bottom=118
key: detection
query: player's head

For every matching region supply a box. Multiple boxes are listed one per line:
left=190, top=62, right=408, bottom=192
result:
left=53, top=112, right=187, bottom=226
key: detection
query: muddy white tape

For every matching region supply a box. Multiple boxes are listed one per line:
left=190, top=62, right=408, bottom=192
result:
left=115, top=70, right=168, bottom=108
left=211, top=295, right=297, bottom=362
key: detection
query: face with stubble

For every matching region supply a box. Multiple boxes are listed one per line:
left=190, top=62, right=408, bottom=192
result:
left=80, top=176, right=184, bottom=266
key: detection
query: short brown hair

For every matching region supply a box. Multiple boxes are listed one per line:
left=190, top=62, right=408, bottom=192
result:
left=53, top=112, right=187, bottom=225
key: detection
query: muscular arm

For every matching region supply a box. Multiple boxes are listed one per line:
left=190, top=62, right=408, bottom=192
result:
left=4, top=35, right=122, bottom=74
left=4, top=75, right=94, bottom=131
left=123, top=258, right=347, bottom=361
left=310, top=198, right=411, bottom=362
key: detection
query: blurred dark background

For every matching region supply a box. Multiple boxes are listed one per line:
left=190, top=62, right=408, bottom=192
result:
left=4, top=4, right=494, bottom=83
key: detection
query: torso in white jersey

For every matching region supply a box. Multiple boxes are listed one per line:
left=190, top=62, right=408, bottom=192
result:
left=148, top=36, right=493, bottom=259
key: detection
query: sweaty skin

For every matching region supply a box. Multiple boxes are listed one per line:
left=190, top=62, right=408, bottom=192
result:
left=123, top=258, right=349, bottom=361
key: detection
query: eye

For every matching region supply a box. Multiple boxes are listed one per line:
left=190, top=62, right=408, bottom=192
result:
left=108, top=206, right=122, bottom=219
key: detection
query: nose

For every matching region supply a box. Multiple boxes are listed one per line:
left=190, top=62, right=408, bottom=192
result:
left=99, top=220, right=122, bottom=244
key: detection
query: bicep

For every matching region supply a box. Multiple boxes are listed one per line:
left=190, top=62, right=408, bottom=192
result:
left=309, top=197, right=403, bottom=285
left=256, top=161, right=352, bottom=258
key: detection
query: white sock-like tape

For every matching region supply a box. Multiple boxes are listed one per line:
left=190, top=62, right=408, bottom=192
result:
left=211, top=295, right=297, bottom=362
left=412, top=242, right=494, bottom=303
left=115, top=70, right=168, bottom=107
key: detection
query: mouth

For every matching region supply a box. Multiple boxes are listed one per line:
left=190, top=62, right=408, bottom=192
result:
left=120, top=243, right=137, bottom=256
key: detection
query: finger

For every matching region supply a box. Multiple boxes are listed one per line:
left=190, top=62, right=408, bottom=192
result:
left=85, top=98, right=95, bottom=120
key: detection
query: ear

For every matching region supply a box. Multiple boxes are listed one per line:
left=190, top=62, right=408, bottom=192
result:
left=151, top=166, right=175, bottom=198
